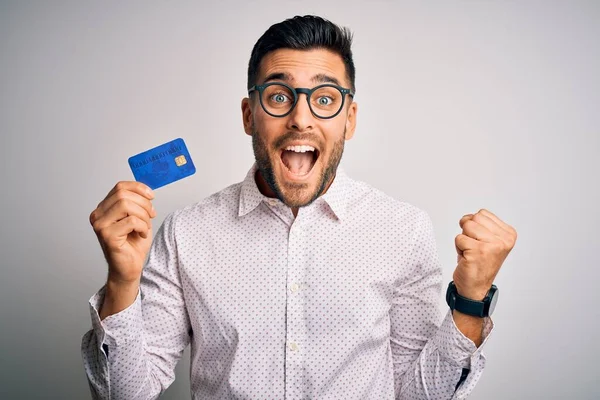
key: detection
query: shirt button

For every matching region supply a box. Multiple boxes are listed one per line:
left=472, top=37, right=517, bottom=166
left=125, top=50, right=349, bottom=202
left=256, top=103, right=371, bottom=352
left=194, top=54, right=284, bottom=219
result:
left=267, top=198, right=278, bottom=206
left=289, top=342, right=299, bottom=352
left=290, top=283, right=299, bottom=293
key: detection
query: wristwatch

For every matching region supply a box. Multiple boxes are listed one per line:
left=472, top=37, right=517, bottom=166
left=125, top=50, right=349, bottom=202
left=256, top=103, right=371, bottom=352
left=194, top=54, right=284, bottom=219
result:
left=446, top=281, right=499, bottom=318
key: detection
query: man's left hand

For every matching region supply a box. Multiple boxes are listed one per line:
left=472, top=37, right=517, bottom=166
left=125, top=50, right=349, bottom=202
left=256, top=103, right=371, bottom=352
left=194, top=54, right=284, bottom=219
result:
left=454, top=209, right=517, bottom=301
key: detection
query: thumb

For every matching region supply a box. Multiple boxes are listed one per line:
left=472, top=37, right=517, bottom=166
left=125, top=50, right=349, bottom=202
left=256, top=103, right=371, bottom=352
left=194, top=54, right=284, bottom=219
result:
left=455, top=243, right=463, bottom=258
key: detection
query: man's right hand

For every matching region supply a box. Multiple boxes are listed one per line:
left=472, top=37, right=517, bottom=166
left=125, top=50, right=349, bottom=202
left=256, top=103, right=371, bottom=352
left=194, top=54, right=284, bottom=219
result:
left=89, top=181, right=157, bottom=319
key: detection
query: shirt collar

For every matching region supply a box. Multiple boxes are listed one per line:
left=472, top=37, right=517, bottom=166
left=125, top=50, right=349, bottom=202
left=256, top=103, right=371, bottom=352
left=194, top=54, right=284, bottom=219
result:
left=320, top=166, right=349, bottom=221
left=238, top=163, right=350, bottom=221
left=238, top=163, right=264, bottom=218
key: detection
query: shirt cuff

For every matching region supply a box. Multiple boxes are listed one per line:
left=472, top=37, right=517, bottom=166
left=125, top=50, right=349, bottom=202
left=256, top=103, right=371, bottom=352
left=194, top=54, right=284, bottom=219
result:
left=88, top=284, right=143, bottom=348
left=431, top=309, right=495, bottom=369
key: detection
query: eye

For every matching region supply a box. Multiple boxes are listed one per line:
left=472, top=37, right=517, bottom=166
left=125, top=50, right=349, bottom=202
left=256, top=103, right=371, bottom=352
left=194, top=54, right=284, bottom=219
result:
left=316, top=96, right=334, bottom=106
left=270, top=92, right=291, bottom=104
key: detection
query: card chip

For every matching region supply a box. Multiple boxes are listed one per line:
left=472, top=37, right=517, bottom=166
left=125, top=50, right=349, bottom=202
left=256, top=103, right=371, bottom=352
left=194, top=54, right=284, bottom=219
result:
left=175, top=155, right=187, bottom=166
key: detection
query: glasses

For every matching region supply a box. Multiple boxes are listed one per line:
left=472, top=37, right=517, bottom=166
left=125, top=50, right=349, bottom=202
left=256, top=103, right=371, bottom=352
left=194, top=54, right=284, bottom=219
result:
left=248, top=82, right=355, bottom=119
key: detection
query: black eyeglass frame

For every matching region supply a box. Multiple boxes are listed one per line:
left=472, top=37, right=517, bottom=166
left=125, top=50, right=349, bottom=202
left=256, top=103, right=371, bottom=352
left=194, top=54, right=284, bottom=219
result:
left=248, top=81, right=355, bottom=119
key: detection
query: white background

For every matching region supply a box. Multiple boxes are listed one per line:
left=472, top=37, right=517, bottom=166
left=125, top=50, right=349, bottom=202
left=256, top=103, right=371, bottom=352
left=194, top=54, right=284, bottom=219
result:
left=1, top=1, right=598, bottom=398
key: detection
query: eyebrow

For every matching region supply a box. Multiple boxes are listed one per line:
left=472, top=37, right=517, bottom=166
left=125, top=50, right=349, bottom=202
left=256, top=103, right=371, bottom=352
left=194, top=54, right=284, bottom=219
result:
left=262, top=72, right=342, bottom=87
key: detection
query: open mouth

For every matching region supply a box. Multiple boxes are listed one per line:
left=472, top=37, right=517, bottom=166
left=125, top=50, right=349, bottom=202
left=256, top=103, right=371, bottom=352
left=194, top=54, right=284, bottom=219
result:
left=280, top=145, right=320, bottom=178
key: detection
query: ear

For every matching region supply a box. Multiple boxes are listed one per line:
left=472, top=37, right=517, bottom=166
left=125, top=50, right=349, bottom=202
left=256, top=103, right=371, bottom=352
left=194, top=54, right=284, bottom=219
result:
left=344, top=101, right=357, bottom=140
left=241, top=97, right=254, bottom=136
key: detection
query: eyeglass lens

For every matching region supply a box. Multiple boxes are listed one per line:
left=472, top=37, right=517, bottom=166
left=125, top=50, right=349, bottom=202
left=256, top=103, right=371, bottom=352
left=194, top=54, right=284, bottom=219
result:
left=261, top=84, right=344, bottom=118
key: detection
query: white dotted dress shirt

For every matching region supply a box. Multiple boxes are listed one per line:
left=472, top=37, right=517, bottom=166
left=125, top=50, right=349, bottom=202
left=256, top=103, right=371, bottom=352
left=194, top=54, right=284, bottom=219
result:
left=82, top=163, right=494, bottom=399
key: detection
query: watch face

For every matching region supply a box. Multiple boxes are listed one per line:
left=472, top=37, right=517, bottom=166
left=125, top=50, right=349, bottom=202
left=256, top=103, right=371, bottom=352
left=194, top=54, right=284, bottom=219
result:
left=488, top=288, right=499, bottom=316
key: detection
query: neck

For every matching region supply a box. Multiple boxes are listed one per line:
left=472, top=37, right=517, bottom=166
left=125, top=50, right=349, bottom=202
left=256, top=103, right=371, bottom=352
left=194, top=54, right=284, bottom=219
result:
left=254, top=169, right=337, bottom=218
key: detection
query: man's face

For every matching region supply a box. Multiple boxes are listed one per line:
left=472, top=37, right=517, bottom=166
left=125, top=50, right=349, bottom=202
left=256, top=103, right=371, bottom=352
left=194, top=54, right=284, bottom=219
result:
left=241, top=48, right=357, bottom=208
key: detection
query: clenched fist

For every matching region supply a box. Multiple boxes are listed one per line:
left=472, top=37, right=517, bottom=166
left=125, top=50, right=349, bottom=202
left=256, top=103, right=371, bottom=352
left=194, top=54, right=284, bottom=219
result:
left=453, top=209, right=517, bottom=301
left=89, top=181, right=157, bottom=285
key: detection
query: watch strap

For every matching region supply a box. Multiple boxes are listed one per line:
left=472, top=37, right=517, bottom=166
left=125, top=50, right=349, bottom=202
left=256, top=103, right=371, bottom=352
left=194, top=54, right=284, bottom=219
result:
left=446, top=281, right=491, bottom=318
left=452, top=291, right=487, bottom=317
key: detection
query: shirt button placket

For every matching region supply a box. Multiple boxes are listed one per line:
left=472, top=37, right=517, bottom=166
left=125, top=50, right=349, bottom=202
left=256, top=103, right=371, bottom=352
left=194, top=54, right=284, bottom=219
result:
left=285, top=222, right=307, bottom=399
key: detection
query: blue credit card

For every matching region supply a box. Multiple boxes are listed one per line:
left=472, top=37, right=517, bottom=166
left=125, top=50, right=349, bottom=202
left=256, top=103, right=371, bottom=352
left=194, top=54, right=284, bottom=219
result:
left=128, top=138, right=196, bottom=189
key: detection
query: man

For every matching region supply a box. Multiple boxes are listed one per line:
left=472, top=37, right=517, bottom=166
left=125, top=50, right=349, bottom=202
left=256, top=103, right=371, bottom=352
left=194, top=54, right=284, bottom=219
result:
left=82, top=15, right=517, bottom=399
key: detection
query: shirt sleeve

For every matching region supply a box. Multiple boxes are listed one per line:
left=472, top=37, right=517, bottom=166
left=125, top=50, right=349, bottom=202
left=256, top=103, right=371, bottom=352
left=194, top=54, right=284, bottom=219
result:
left=390, top=210, right=495, bottom=399
left=81, top=211, right=191, bottom=400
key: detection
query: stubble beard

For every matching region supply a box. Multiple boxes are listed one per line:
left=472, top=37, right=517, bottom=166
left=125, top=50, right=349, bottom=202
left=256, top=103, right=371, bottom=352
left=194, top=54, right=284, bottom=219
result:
left=251, top=126, right=346, bottom=208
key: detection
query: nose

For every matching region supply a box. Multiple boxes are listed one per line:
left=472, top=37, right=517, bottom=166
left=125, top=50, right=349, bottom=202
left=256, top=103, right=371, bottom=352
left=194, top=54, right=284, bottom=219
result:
left=286, top=92, right=314, bottom=132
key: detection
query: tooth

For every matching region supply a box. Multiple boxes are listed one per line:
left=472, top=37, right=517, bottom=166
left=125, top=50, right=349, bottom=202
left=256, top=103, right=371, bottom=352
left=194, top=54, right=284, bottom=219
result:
left=284, top=145, right=315, bottom=153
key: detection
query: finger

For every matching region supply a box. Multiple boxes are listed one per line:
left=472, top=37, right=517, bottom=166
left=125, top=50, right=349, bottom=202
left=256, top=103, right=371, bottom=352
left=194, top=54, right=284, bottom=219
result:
left=100, top=189, right=156, bottom=220
left=455, top=233, right=479, bottom=252
left=94, top=199, right=152, bottom=231
left=105, top=181, right=154, bottom=202
left=471, top=212, right=506, bottom=238
left=459, top=214, right=474, bottom=230
left=477, top=209, right=515, bottom=235
left=461, top=219, right=496, bottom=243
left=104, top=215, right=151, bottom=241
